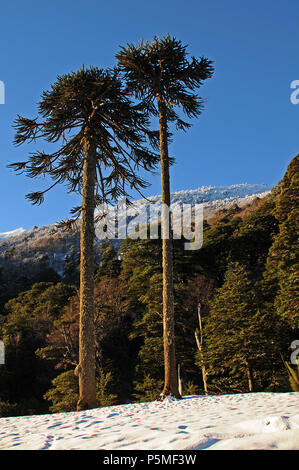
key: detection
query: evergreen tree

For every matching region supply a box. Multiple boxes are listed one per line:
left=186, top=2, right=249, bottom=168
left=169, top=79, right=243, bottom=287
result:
left=231, top=197, right=279, bottom=278
left=201, top=263, right=279, bottom=393
left=44, top=370, right=79, bottom=413
left=95, top=241, right=121, bottom=280
left=44, top=367, right=118, bottom=413
left=265, top=154, right=299, bottom=330
left=8, top=66, right=159, bottom=410
left=117, top=35, right=214, bottom=397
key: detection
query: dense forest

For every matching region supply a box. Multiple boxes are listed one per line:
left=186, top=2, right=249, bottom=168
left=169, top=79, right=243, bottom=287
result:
left=0, top=154, right=298, bottom=417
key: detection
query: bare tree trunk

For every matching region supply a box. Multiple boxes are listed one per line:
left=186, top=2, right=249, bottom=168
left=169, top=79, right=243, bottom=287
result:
left=77, top=137, right=97, bottom=411
left=195, top=303, right=208, bottom=395
left=158, top=97, right=180, bottom=399
left=178, top=363, right=183, bottom=397
left=245, top=359, right=254, bottom=392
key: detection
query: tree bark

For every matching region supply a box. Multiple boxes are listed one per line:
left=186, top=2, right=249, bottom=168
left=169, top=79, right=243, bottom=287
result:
left=245, top=359, right=254, bottom=392
left=157, top=96, right=180, bottom=399
left=195, top=303, right=208, bottom=395
left=77, top=137, right=97, bottom=411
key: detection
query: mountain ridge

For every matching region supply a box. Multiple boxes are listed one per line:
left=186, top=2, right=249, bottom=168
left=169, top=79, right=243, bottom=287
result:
left=1, top=183, right=271, bottom=240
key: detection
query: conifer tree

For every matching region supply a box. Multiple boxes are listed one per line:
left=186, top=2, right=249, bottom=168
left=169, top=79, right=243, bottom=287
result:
left=117, top=35, right=214, bottom=397
left=265, top=154, right=299, bottom=330
left=201, top=263, right=275, bottom=392
left=8, top=66, right=159, bottom=410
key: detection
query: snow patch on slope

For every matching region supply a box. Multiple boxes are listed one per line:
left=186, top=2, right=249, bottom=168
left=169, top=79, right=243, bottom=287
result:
left=0, top=227, right=27, bottom=239
left=0, top=184, right=271, bottom=240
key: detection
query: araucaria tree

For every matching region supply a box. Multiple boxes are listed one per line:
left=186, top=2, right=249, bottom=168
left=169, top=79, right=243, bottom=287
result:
left=8, top=67, right=159, bottom=410
left=117, top=35, right=214, bottom=398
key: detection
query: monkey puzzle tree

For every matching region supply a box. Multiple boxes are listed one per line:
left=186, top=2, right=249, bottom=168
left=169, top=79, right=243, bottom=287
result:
left=8, top=66, right=159, bottom=410
left=117, top=35, right=214, bottom=397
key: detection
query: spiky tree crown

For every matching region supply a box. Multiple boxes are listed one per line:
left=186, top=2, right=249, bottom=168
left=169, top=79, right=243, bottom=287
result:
left=116, top=34, right=214, bottom=130
left=8, top=66, right=160, bottom=226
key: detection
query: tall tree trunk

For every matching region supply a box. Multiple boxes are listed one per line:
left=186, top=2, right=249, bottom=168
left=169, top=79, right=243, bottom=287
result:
left=77, top=137, right=97, bottom=411
left=195, top=303, right=208, bottom=395
left=157, top=97, right=180, bottom=399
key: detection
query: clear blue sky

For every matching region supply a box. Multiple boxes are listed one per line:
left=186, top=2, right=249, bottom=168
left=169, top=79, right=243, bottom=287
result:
left=0, top=0, right=298, bottom=231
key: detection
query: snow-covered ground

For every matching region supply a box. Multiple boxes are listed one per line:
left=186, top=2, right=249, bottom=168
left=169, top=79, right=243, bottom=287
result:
left=0, top=393, right=298, bottom=450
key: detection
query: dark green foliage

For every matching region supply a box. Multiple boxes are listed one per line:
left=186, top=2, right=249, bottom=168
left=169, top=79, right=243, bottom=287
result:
left=96, top=368, right=119, bottom=407
left=32, top=267, right=61, bottom=284
left=95, top=241, right=121, bottom=280
left=94, top=276, right=136, bottom=403
left=117, top=34, right=214, bottom=132
left=121, top=233, right=201, bottom=400
left=0, top=400, right=23, bottom=418
left=0, top=250, right=62, bottom=312
left=264, top=155, right=299, bottom=329
left=195, top=217, right=241, bottom=283
left=8, top=66, right=160, bottom=215
left=44, top=367, right=118, bottom=414
left=0, top=282, right=75, bottom=414
left=199, top=263, right=281, bottom=392
left=134, top=375, right=164, bottom=403
left=193, top=198, right=278, bottom=284
left=231, top=199, right=279, bottom=278
left=44, top=370, right=79, bottom=413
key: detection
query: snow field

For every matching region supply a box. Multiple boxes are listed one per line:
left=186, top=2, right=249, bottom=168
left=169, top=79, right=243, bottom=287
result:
left=0, top=393, right=298, bottom=450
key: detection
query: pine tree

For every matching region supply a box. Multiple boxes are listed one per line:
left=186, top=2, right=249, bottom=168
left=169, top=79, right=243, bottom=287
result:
left=265, top=155, right=299, bottom=330
left=117, top=35, right=214, bottom=397
left=201, top=263, right=277, bottom=393
left=8, top=66, right=159, bottom=410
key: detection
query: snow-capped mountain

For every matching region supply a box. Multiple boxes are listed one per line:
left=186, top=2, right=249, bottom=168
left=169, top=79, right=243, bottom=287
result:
left=0, top=227, right=26, bottom=240
left=138, top=183, right=271, bottom=206
left=0, top=183, right=272, bottom=277
left=1, top=183, right=271, bottom=240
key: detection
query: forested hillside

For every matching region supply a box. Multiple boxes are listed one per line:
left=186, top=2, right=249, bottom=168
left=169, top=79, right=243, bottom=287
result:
left=0, top=184, right=270, bottom=308
left=0, top=155, right=297, bottom=417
